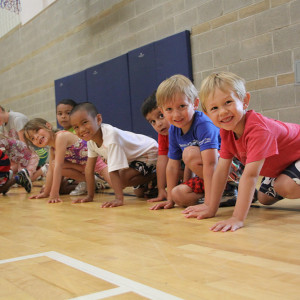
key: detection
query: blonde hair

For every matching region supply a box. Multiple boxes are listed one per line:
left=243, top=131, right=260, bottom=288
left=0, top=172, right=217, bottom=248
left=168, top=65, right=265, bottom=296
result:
left=24, top=118, right=57, bottom=146
left=200, top=72, right=246, bottom=113
left=156, top=74, right=198, bottom=108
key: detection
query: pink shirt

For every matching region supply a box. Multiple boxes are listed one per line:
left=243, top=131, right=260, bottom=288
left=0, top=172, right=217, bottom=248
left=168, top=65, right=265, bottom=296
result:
left=158, top=133, right=169, bottom=156
left=219, top=110, right=300, bottom=178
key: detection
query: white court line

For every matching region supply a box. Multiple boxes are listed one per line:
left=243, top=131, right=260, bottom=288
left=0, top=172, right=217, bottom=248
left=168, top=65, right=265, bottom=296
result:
left=70, top=287, right=131, bottom=299
left=0, top=251, right=183, bottom=300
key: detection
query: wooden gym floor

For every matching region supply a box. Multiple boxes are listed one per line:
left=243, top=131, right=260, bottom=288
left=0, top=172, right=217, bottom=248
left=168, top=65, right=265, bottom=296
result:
left=0, top=181, right=299, bottom=300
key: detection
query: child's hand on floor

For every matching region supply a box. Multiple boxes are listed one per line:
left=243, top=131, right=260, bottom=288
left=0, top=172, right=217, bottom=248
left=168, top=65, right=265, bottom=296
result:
left=48, top=196, right=62, bottom=203
left=29, top=192, right=49, bottom=199
left=150, top=199, right=174, bottom=210
left=72, top=195, right=93, bottom=204
left=101, top=199, right=123, bottom=208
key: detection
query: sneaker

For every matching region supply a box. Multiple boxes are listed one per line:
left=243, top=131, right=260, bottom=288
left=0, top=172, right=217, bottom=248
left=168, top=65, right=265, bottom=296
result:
left=259, top=176, right=284, bottom=200
left=95, top=175, right=109, bottom=192
left=15, top=169, right=32, bottom=193
left=41, top=163, right=49, bottom=177
left=219, top=183, right=238, bottom=207
left=69, top=182, right=87, bottom=196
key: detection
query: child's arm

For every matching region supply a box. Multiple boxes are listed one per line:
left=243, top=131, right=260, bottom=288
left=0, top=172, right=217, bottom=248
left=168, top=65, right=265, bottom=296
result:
left=183, top=157, right=231, bottom=217
left=150, top=158, right=181, bottom=210
left=201, top=148, right=219, bottom=206
left=101, top=170, right=124, bottom=208
left=210, top=159, right=264, bottom=232
left=147, top=154, right=168, bottom=203
left=29, top=148, right=55, bottom=199
left=17, top=129, right=26, bottom=143
left=48, top=133, right=70, bottom=203
left=72, top=157, right=97, bottom=203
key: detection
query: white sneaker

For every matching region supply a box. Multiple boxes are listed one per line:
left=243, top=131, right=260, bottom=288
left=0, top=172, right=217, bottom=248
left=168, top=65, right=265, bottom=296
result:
left=41, top=164, right=49, bottom=177
left=70, top=182, right=87, bottom=196
left=95, top=175, right=109, bottom=192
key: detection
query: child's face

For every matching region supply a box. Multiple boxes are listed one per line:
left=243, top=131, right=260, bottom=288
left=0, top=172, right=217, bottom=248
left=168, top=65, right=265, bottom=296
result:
left=205, top=87, right=250, bottom=137
left=26, top=128, right=52, bottom=148
left=145, top=107, right=170, bottom=136
left=70, top=110, right=101, bottom=142
left=161, top=93, right=199, bottom=134
left=56, top=104, right=74, bottom=129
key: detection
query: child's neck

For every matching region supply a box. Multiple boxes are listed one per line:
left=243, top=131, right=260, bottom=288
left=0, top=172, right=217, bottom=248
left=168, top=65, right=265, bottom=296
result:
left=48, top=132, right=56, bottom=147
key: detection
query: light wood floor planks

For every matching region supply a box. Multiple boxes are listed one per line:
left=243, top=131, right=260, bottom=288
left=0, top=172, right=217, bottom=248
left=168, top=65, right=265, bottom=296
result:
left=0, top=181, right=299, bottom=299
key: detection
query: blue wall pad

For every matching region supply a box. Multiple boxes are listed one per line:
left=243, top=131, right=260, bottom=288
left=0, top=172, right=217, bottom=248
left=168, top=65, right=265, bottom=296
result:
left=54, top=70, right=88, bottom=105
left=128, top=30, right=192, bottom=139
left=86, top=54, right=132, bottom=131
left=128, top=43, right=158, bottom=139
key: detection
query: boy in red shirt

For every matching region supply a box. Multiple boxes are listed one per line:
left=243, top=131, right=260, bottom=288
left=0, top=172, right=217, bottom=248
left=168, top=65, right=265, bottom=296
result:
left=184, top=72, right=300, bottom=231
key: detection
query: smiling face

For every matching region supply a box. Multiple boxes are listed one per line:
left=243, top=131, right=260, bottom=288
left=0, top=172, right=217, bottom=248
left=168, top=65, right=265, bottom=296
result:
left=56, top=104, right=74, bottom=130
left=26, top=127, right=52, bottom=148
left=70, top=109, right=102, bottom=143
left=145, top=107, right=170, bottom=136
left=205, top=87, right=250, bottom=138
left=161, top=93, right=199, bottom=134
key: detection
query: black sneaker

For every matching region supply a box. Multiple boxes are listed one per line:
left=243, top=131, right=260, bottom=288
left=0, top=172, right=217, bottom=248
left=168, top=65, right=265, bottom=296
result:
left=16, top=169, right=32, bottom=193
left=259, top=177, right=284, bottom=200
left=219, top=183, right=238, bottom=207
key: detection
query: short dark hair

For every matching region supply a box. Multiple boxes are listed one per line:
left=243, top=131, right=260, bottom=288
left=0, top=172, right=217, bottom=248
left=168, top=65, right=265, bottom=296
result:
left=57, top=99, right=77, bottom=110
left=141, top=91, right=157, bottom=118
left=70, top=102, right=98, bottom=118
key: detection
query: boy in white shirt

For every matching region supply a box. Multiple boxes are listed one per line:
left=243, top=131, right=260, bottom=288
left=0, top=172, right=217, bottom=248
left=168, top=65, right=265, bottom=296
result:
left=70, top=102, right=158, bottom=207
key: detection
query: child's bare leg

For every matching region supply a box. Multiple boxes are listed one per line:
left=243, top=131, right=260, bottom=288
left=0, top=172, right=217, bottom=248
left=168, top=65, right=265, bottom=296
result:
left=0, top=177, right=16, bottom=194
left=171, top=184, right=202, bottom=207
left=62, top=167, right=85, bottom=182
left=31, top=168, right=43, bottom=182
left=98, top=167, right=112, bottom=187
left=274, top=174, right=300, bottom=199
left=182, top=146, right=204, bottom=177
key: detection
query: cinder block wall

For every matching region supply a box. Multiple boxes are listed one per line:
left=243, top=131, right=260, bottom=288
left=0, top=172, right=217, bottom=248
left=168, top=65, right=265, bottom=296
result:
left=0, top=0, right=299, bottom=125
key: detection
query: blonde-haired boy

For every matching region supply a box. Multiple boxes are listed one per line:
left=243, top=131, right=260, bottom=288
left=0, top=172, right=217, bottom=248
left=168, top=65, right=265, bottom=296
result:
left=184, top=71, right=300, bottom=231
left=151, top=74, right=239, bottom=210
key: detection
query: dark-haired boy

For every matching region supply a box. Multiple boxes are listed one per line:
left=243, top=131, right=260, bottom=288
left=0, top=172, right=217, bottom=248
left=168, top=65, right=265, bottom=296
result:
left=70, top=102, right=158, bottom=207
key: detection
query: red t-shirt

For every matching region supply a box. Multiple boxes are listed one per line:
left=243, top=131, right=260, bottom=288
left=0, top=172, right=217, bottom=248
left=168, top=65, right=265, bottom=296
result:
left=158, top=133, right=169, bottom=156
left=219, top=110, right=300, bottom=178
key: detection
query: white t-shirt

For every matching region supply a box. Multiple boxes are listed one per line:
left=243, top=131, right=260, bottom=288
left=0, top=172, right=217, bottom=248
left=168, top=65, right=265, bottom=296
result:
left=1, top=111, right=28, bottom=139
left=88, top=124, right=158, bottom=173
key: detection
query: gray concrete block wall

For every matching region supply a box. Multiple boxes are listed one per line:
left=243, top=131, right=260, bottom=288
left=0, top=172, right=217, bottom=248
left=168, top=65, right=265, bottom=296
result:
left=0, top=0, right=299, bottom=126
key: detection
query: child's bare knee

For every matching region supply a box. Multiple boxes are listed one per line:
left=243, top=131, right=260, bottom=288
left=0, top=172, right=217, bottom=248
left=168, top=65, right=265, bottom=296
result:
left=182, top=146, right=202, bottom=166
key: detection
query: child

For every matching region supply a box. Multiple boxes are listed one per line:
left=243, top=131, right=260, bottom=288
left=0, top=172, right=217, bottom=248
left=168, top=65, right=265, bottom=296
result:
left=69, top=102, right=158, bottom=207
left=0, top=106, right=39, bottom=178
left=0, top=135, right=40, bottom=181
left=150, top=74, right=223, bottom=210
left=56, top=99, right=77, bottom=133
left=185, top=71, right=300, bottom=232
left=0, top=148, right=32, bottom=194
left=56, top=99, right=108, bottom=193
left=141, top=91, right=191, bottom=202
left=24, top=118, right=111, bottom=203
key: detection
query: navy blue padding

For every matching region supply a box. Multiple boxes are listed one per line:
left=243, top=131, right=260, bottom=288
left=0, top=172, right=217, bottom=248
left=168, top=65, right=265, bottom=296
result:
left=86, top=54, right=132, bottom=131
left=128, top=43, right=158, bottom=140
left=155, top=30, right=193, bottom=83
left=54, top=70, right=88, bottom=105
left=128, top=30, right=193, bottom=140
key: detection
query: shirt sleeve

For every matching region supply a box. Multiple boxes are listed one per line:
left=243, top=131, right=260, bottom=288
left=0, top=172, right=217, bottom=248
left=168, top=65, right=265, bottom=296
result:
left=158, top=134, right=169, bottom=156
left=168, top=126, right=182, bottom=160
left=13, top=115, right=28, bottom=132
left=195, top=121, right=220, bottom=151
left=87, top=141, right=99, bottom=158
